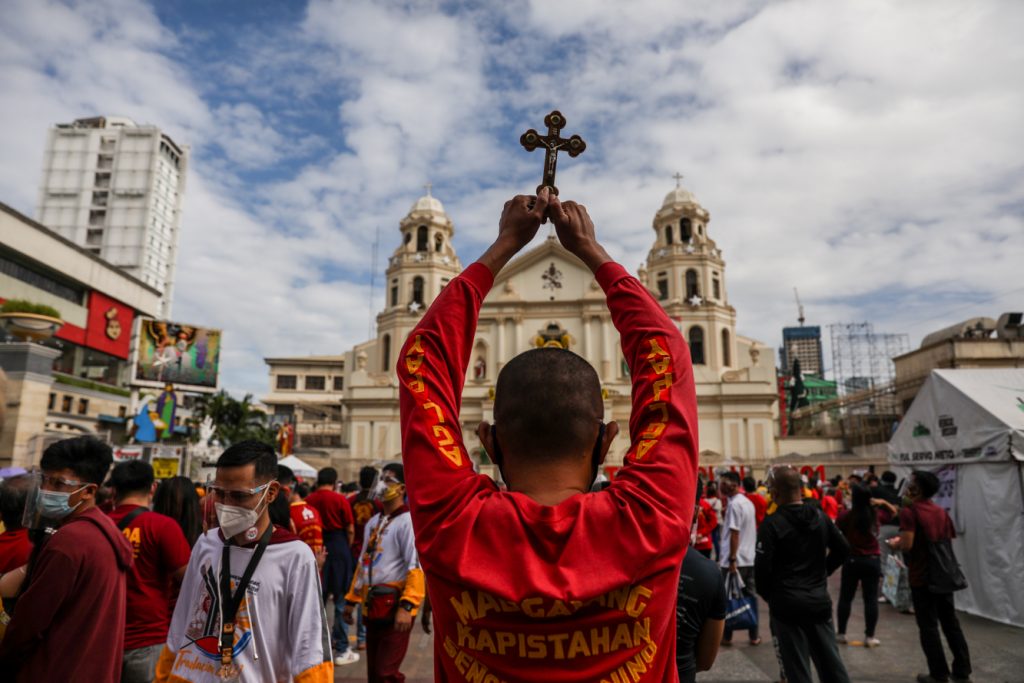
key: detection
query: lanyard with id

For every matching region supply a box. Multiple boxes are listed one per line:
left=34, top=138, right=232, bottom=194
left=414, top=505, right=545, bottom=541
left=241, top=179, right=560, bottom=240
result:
left=218, top=524, right=272, bottom=681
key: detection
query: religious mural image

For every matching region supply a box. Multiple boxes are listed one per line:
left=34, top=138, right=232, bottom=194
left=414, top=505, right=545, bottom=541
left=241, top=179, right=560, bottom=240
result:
left=133, top=318, right=222, bottom=391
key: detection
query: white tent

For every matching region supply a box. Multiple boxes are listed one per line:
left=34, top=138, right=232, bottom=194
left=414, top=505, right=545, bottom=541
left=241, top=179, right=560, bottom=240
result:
left=277, top=454, right=318, bottom=479
left=888, top=368, right=1024, bottom=627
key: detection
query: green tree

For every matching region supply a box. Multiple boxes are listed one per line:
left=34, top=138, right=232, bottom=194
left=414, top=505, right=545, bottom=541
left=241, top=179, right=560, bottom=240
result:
left=190, top=390, right=275, bottom=447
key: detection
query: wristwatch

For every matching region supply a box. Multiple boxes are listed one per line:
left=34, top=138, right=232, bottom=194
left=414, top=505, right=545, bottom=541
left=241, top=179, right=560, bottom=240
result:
left=399, top=600, right=415, bottom=613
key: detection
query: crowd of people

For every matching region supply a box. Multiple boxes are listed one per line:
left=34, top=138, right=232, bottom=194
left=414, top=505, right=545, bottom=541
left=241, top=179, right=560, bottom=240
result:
left=0, top=438, right=423, bottom=682
left=685, top=466, right=973, bottom=683
left=0, top=189, right=974, bottom=683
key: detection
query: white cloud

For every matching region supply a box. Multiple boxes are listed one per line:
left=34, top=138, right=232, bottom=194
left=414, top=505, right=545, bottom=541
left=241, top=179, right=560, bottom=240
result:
left=0, top=0, right=1020, bottom=396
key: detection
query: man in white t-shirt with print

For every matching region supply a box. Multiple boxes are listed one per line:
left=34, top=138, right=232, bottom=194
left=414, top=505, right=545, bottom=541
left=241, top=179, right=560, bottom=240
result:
left=718, top=470, right=760, bottom=646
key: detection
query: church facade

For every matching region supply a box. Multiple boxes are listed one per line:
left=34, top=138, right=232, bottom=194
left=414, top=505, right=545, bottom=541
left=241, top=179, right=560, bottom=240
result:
left=266, top=183, right=780, bottom=479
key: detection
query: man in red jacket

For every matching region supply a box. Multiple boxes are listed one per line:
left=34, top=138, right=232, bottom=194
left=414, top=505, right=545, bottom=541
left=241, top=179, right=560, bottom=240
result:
left=0, top=436, right=132, bottom=682
left=398, top=189, right=698, bottom=682
left=306, top=466, right=358, bottom=665
left=107, top=460, right=191, bottom=683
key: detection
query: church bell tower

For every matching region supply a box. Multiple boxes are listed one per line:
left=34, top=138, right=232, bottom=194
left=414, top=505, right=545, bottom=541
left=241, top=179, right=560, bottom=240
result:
left=374, top=187, right=462, bottom=373
left=645, top=177, right=737, bottom=375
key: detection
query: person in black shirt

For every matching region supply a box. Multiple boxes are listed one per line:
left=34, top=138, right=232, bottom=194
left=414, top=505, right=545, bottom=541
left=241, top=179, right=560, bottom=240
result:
left=676, top=493, right=727, bottom=683
left=755, top=466, right=851, bottom=683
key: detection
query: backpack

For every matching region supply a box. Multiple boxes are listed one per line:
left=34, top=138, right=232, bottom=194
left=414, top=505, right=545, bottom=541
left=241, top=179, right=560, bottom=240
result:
left=914, top=505, right=967, bottom=594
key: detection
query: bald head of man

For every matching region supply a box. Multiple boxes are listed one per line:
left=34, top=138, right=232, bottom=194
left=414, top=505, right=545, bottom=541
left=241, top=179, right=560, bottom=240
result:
left=769, top=466, right=803, bottom=505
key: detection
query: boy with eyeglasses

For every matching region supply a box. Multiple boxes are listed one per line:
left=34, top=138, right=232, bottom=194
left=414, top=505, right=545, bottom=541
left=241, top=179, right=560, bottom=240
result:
left=0, top=436, right=133, bottom=682
left=155, top=440, right=333, bottom=683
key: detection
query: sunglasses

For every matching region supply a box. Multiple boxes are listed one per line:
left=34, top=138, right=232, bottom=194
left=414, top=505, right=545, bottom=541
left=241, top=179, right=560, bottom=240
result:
left=206, top=481, right=272, bottom=505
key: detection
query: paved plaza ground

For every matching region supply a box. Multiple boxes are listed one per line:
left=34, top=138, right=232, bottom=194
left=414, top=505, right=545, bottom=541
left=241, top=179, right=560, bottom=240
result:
left=333, top=574, right=1023, bottom=682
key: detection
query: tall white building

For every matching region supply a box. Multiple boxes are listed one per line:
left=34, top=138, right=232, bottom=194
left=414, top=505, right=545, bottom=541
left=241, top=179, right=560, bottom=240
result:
left=36, top=116, right=188, bottom=317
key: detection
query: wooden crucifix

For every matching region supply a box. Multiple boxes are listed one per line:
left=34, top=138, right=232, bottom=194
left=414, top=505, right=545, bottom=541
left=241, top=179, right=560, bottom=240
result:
left=519, top=110, right=586, bottom=196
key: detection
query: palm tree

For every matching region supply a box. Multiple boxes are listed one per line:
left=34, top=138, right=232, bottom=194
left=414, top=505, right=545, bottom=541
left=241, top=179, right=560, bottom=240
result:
left=190, top=390, right=274, bottom=447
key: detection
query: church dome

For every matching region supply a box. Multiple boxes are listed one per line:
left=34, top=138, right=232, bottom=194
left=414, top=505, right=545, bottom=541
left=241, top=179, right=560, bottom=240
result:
left=661, top=185, right=698, bottom=208
left=409, top=191, right=446, bottom=215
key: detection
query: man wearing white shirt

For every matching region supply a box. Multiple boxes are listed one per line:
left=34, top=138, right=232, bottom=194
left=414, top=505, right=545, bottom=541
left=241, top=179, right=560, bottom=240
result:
left=719, top=470, right=760, bottom=646
left=155, top=441, right=333, bottom=683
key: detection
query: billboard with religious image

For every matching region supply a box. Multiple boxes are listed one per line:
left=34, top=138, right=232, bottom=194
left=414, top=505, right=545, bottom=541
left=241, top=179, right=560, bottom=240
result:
left=132, top=318, right=222, bottom=392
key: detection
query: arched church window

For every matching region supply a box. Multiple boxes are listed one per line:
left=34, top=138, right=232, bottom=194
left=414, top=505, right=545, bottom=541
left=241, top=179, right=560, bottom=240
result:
left=656, top=272, right=669, bottom=301
left=685, top=269, right=699, bottom=299
left=412, top=276, right=424, bottom=304
left=382, top=334, right=391, bottom=372
left=390, top=279, right=398, bottom=307
left=664, top=226, right=673, bottom=245
left=416, top=226, right=428, bottom=251
left=404, top=232, right=412, bottom=245
left=721, top=329, right=731, bottom=367
left=434, top=234, right=444, bottom=252
left=697, top=224, right=703, bottom=237
left=712, top=274, right=721, bottom=300
left=688, top=327, right=705, bottom=365
left=680, top=218, right=692, bottom=241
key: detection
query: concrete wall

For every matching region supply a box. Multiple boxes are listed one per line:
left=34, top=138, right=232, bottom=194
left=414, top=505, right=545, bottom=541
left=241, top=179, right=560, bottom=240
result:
left=0, top=343, right=62, bottom=468
left=894, top=338, right=1024, bottom=407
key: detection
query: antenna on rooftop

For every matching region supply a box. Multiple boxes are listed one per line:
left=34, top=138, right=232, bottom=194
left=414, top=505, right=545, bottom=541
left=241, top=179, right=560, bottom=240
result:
left=794, top=287, right=806, bottom=326
left=368, top=226, right=380, bottom=338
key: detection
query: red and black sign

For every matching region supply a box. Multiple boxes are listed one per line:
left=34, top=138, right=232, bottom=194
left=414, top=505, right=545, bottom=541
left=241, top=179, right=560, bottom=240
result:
left=53, top=291, right=135, bottom=359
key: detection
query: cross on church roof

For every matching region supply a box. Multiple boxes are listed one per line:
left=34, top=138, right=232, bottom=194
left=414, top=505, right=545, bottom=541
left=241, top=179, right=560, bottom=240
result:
left=673, top=172, right=684, bottom=188
left=423, top=182, right=433, bottom=196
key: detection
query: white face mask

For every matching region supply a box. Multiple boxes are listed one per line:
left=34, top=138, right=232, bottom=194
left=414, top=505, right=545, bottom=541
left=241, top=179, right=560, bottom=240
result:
left=373, top=476, right=403, bottom=502
left=216, top=487, right=270, bottom=541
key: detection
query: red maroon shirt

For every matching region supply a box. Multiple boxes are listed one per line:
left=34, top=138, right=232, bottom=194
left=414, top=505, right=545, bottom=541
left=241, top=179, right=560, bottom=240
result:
left=107, top=504, right=192, bottom=650
left=399, top=261, right=698, bottom=683
left=900, top=500, right=955, bottom=588
left=0, top=507, right=132, bottom=682
left=0, top=528, right=32, bottom=572
left=290, top=500, right=324, bottom=554
left=305, top=489, right=354, bottom=532
left=694, top=498, right=717, bottom=551
left=820, top=494, right=839, bottom=521
left=836, top=510, right=880, bottom=556
left=744, top=491, right=767, bottom=527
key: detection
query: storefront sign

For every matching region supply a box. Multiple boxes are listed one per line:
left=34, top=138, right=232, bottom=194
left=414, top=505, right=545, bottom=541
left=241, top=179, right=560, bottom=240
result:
left=112, top=446, right=144, bottom=462
left=151, top=457, right=180, bottom=479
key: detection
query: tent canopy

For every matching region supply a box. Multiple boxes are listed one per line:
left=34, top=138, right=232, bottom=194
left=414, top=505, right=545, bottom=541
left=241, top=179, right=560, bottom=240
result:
left=277, top=454, right=318, bottom=479
left=888, top=368, right=1024, bottom=628
left=888, top=368, right=1024, bottom=466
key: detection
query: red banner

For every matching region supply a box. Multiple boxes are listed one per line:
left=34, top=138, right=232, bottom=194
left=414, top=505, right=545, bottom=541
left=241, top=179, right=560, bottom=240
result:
left=3, top=292, right=134, bottom=359
left=83, top=291, right=134, bottom=359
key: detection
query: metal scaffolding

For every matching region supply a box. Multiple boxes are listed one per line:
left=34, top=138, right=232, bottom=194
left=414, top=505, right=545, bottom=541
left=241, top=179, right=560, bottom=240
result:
left=828, top=322, right=910, bottom=398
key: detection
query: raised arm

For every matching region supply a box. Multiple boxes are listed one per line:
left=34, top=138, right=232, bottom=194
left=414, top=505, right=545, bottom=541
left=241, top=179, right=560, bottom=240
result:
left=550, top=196, right=699, bottom=528
left=398, top=191, right=551, bottom=555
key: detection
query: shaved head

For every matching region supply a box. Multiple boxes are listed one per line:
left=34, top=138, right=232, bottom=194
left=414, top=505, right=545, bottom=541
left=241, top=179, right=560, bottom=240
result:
left=771, top=466, right=803, bottom=503
left=494, top=348, right=603, bottom=461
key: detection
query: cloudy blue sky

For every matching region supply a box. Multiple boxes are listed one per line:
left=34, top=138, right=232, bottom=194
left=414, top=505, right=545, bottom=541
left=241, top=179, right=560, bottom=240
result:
left=1, top=0, right=1022, bottom=397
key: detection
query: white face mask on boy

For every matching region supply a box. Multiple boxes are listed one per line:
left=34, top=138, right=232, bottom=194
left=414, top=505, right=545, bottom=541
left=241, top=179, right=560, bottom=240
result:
left=215, top=485, right=270, bottom=540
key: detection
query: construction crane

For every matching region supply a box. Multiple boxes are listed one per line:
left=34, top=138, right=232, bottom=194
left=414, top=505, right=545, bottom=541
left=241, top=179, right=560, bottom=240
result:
left=793, top=287, right=805, bottom=326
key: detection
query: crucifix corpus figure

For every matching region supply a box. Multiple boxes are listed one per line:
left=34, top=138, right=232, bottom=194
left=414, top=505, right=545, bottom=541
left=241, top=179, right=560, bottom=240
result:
left=519, top=110, right=586, bottom=196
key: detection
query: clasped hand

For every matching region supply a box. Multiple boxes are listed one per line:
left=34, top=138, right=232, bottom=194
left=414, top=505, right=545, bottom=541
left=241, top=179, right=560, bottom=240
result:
left=484, top=188, right=610, bottom=274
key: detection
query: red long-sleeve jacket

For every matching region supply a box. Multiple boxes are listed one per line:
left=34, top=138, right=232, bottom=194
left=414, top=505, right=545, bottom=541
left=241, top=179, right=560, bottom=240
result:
left=398, top=260, right=698, bottom=683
